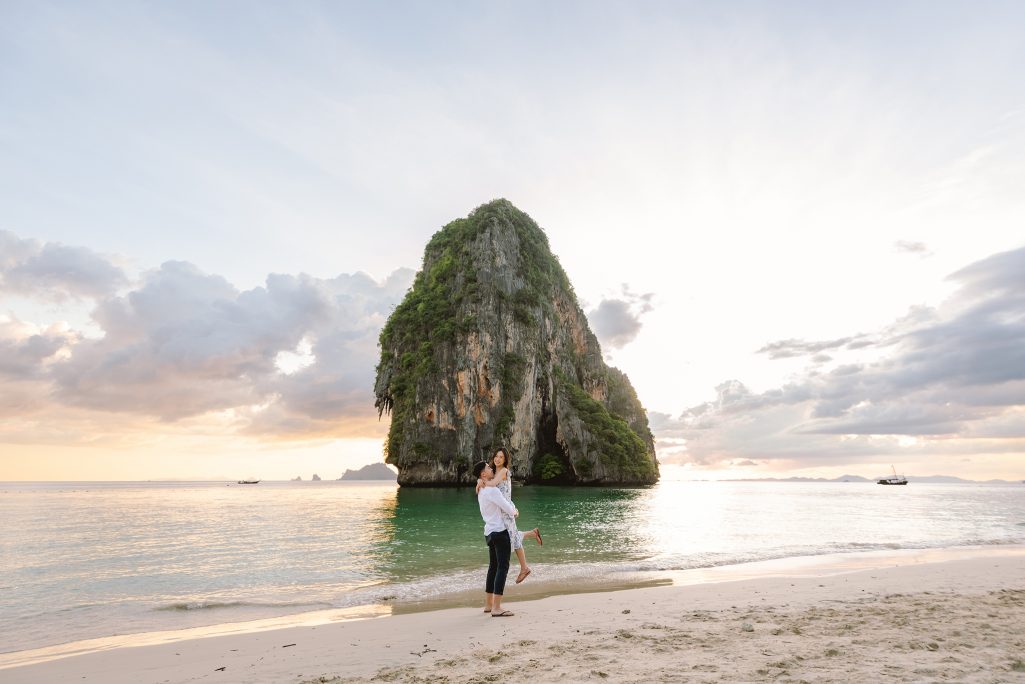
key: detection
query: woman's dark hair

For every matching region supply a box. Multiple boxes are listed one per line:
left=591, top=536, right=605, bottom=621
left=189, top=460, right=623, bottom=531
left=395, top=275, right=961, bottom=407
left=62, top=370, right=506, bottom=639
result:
left=472, top=461, right=489, bottom=479
left=491, top=447, right=511, bottom=472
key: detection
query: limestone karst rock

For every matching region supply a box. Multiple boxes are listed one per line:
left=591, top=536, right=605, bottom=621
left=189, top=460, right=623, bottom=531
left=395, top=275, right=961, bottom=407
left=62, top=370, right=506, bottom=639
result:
left=374, top=199, right=658, bottom=486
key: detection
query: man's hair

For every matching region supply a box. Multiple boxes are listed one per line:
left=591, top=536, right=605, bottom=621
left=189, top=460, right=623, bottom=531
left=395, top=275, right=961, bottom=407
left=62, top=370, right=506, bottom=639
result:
left=472, top=461, right=489, bottom=479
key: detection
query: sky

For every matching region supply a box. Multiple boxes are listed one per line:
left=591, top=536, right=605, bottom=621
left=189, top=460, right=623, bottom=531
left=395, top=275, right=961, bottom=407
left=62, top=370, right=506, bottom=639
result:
left=1, top=1, right=1024, bottom=481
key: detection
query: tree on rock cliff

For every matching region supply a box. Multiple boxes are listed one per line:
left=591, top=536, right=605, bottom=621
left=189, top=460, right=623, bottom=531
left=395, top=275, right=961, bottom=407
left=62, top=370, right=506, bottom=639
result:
left=374, top=199, right=659, bottom=486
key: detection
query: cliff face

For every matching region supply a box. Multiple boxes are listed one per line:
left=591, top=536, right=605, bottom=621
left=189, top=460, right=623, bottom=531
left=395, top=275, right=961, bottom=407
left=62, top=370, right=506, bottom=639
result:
left=374, top=200, right=658, bottom=486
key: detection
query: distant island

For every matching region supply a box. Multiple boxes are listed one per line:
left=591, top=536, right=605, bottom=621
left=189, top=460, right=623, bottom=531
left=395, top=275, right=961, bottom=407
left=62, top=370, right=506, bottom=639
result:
left=338, top=463, right=398, bottom=481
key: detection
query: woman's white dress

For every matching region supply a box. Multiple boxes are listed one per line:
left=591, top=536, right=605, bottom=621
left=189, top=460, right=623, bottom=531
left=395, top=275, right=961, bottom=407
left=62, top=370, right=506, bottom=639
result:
left=496, top=471, right=524, bottom=550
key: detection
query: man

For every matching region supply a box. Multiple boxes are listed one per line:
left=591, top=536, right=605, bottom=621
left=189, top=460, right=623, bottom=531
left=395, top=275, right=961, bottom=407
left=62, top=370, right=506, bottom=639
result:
left=474, top=460, right=518, bottom=617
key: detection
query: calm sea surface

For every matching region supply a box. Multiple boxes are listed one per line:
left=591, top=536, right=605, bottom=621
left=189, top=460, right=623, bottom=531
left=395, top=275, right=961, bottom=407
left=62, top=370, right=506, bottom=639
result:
left=1, top=480, right=1023, bottom=655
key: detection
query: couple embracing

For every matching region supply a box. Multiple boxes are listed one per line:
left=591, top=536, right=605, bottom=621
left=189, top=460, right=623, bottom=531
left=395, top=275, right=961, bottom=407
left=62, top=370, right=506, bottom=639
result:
left=473, top=448, right=543, bottom=617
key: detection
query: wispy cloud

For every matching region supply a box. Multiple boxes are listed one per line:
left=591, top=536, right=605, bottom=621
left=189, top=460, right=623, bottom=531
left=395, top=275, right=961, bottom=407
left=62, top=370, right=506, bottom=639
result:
left=893, top=240, right=931, bottom=256
left=756, top=334, right=875, bottom=360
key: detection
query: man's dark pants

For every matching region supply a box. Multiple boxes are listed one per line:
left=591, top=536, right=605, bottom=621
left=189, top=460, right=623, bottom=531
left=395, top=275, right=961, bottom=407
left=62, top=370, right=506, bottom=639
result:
left=485, top=530, right=512, bottom=595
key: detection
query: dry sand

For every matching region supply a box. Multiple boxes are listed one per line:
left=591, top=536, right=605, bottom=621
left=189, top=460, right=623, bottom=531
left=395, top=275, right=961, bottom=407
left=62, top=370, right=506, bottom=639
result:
left=3, top=547, right=1024, bottom=683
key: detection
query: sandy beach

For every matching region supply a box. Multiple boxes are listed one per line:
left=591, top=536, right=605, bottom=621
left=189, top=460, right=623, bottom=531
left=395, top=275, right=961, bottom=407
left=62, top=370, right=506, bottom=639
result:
left=4, top=546, right=1024, bottom=683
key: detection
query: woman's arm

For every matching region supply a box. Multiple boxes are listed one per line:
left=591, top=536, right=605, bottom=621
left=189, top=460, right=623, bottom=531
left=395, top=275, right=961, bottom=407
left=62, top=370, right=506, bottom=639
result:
left=479, top=467, right=507, bottom=488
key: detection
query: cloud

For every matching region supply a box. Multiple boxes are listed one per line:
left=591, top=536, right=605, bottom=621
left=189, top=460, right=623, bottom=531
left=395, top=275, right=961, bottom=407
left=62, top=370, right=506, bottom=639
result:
left=588, top=285, right=654, bottom=349
left=245, top=269, right=415, bottom=438
left=0, top=316, right=79, bottom=381
left=50, top=262, right=319, bottom=419
left=945, top=246, right=1025, bottom=300
left=4, top=236, right=415, bottom=440
left=655, top=245, right=1025, bottom=470
left=893, top=240, right=931, bottom=256
left=0, top=316, right=80, bottom=419
left=0, top=230, right=127, bottom=300
left=757, top=335, right=873, bottom=360
left=756, top=304, right=936, bottom=362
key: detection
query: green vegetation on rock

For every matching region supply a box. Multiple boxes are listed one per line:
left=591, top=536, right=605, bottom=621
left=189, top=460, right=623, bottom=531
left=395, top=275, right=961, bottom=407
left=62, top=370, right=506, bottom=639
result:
left=562, top=380, right=658, bottom=482
left=537, top=453, right=565, bottom=481
left=606, top=367, right=655, bottom=442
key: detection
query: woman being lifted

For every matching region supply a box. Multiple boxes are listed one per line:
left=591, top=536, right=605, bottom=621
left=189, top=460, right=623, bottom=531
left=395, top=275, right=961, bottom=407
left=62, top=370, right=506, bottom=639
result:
left=476, top=447, right=542, bottom=584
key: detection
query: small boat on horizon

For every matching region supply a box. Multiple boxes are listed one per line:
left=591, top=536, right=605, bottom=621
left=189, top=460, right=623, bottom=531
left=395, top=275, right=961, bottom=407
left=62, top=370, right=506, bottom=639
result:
left=877, top=465, right=907, bottom=486
left=237, top=479, right=260, bottom=484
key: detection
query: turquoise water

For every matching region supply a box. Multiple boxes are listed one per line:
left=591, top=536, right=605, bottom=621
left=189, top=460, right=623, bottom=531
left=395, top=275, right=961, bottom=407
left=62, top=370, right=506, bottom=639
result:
left=1, top=479, right=1024, bottom=654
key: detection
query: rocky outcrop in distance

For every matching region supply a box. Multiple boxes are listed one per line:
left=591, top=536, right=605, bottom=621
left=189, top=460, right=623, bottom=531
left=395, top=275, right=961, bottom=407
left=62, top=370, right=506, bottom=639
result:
left=374, top=199, right=658, bottom=487
left=338, top=463, right=398, bottom=481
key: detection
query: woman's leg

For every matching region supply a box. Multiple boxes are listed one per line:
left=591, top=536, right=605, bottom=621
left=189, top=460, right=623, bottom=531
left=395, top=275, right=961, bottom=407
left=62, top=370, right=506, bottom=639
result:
left=505, top=514, right=526, bottom=568
left=514, top=545, right=532, bottom=584
left=515, top=546, right=528, bottom=571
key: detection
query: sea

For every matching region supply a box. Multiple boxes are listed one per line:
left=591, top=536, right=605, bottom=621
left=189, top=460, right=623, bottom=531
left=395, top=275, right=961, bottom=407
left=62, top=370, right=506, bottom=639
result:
left=1, top=479, right=1023, bottom=662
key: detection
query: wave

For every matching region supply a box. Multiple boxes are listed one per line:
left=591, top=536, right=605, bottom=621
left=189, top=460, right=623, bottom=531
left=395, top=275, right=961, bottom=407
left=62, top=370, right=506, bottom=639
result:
left=155, top=600, right=331, bottom=612
left=325, top=538, right=1025, bottom=607
left=148, top=538, right=1025, bottom=616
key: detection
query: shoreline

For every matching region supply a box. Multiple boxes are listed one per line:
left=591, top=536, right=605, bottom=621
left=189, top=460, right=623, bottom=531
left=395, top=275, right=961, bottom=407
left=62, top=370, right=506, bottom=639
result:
left=4, top=544, right=1019, bottom=668
left=4, top=544, right=1024, bottom=682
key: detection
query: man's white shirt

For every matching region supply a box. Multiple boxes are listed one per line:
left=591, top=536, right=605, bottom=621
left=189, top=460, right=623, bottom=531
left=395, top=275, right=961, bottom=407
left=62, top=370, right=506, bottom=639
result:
left=478, top=486, right=518, bottom=536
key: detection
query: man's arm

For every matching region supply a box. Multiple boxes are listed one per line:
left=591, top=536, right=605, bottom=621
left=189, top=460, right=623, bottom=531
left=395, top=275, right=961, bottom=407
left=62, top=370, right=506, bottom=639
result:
left=485, top=487, right=518, bottom=517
